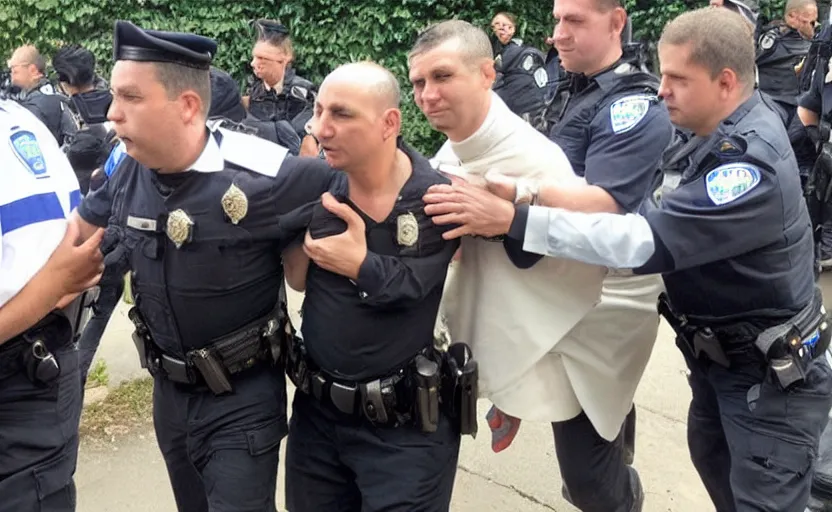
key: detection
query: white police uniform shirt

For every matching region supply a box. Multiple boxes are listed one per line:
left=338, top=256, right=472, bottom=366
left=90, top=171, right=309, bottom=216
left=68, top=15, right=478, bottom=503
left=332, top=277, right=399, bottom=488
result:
left=0, top=99, right=81, bottom=308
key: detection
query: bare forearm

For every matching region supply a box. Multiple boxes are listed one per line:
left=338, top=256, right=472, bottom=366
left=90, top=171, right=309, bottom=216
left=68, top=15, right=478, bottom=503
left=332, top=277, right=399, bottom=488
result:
left=799, top=107, right=820, bottom=128
left=538, top=184, right=622, bottom=214
left=0, top=269, right=64, bottom=344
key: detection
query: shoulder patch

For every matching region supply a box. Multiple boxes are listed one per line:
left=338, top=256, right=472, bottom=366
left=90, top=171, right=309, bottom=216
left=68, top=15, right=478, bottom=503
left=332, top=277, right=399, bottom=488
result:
left=533, top=67, right=548, bottom=88
left=218, top=127, right=288, bottom=178
left=609, top=95, right=653, bottom=134
left=705, top=163, right=761, bottom=206
left=10, top=129, right=48, bottom=178
left=759, top=32, right=776, bottom=50
left=522, top=54, right=534, bottom=71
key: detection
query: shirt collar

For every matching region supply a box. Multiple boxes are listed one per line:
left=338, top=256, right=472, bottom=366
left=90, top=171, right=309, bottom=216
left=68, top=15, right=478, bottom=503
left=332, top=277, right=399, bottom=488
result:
left=188, top=127, right=225, bottom=173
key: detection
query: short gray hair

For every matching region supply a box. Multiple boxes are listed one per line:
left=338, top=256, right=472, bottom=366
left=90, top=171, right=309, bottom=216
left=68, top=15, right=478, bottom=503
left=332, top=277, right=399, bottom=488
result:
left=152, top=62, right=211, bottom=117
left=659, top=7, right=756, bottom=89
left=785, top=0, right=817, bottom=14
left=408, top=20, right=492, bottom=66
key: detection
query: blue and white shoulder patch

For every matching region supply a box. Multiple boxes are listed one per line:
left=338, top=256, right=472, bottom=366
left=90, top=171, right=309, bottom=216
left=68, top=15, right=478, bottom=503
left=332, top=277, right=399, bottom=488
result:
left=9, top=129, right=48, bottom=178
left=218, top=127, right=289, bottom=178
left=705, top=163, right=761, bottom=206
left=609, top=95, right=653, bottom=134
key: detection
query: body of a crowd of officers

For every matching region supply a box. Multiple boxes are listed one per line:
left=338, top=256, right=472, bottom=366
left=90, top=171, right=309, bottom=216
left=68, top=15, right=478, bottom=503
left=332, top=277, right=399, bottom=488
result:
left=4, top=0, right=832, bottom=511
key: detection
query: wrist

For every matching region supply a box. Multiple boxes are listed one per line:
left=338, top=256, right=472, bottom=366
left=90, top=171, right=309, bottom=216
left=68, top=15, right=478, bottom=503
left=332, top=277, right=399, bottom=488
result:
left=514, top=178, right=540, bottom=205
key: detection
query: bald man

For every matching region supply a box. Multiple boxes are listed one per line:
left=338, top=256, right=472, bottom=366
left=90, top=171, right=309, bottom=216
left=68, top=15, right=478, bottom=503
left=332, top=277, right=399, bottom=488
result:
left=279, top=61, right=463, bottom=512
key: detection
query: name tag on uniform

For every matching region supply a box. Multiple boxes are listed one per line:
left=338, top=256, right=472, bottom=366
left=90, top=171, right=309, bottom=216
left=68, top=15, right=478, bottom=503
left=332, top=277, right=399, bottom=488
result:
left=127, top=215, right=158, bottom=232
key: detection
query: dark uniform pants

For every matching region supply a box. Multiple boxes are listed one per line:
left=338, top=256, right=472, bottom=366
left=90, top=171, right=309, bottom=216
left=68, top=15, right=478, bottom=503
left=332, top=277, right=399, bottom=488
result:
left=553, top=407, right=640, bottom=512
left=285, top=391, right=461, bottom=512
left=0, top=345, right=82, bottom=512
left=153, top=365, right=288, bottom=512
left=683, top=343, right=832, bottom=512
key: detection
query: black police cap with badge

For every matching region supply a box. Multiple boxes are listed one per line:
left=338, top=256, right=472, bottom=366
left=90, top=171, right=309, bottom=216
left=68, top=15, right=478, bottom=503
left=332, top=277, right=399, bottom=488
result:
left=113, top=20, right=216, bottom=70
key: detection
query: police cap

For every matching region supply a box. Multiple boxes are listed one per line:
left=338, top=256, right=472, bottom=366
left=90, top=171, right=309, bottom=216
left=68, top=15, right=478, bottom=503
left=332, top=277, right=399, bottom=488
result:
left=113, top=20, right=216, bottom=70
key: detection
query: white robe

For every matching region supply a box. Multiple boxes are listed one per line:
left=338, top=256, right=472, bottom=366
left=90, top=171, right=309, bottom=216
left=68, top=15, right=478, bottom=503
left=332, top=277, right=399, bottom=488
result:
left=434, top=93, right=663, bottom=440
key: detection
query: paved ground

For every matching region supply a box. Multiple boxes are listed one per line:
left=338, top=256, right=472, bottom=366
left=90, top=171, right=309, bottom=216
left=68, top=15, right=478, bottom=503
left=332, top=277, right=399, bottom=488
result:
left=78, top=276, right=832, bottom=511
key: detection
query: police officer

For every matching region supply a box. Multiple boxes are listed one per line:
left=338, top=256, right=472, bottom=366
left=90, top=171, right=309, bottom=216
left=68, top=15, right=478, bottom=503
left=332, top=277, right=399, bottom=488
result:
left=52, top=44, right=115, bottom=195
left=426, top=7, right=832, bottom=510
left=7, top=45, right=77, bottom=147
left=0, top=97, right=105, bottom=511
left=278, top=61, right=465, bottom=512
left=757, top=0, right=817, bottom=105
left=525, top=0, right=672, bottom=509
left=73, top=21, right=338, bottom=512
left=489, top=12, right=549, bottom=123
left=244, top=19, right=317, bottom=150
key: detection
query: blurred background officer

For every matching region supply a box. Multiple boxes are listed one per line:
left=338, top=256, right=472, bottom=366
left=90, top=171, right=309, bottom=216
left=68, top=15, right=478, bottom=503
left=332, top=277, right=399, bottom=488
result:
left=426, top=7, right=832, bottom=510
left=280, top=62, right=463, bottom=512
left=74, top=20, right=337, bottom=512
left=489, top=11, right=548, bottom=124
left=0, top=98, right=104, bottom=512
left=7, top=45, right=77, bottom=147
left=757, top=0, right=817, bottom=105
left=51, top=44, right=116, bottom=195
left=244, top=19, right=317, bottom=152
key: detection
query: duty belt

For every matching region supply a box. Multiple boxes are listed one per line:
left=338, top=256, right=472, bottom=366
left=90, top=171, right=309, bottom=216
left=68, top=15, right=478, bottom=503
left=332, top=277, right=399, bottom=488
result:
left=0, top=309, right=74, bottom=384
left=284, top=329, right=479, bottom=437
left=128, top=305, right=286, bottom=395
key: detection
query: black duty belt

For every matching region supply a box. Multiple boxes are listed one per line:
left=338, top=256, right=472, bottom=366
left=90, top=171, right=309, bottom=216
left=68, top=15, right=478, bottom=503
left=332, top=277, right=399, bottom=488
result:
left=284, top=331, right=480, bottom=437
left=658, top=288, right=830, bottom=389
left=128, top=305, right=286, bottom=395
left=0, top=310, right=73, bottom=384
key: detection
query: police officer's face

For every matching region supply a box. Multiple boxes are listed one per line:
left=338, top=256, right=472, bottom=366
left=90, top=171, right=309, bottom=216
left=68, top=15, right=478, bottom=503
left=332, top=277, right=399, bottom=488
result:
left=788, top=6, right=819, bottom=40
left=491, top=15, right=515, bottom=45
left=552, top=0, right=627, bottom=75
left=7, top=60, right=37, bottom=90
left=408, top=41, right=496, bottom=142
left=108, top=61, right=201, bottom=169
left=658, top=42, right=730, bottom=135
left=251, top=42, right=290, bottom=86
left=312, top=80, right=399, bottom=171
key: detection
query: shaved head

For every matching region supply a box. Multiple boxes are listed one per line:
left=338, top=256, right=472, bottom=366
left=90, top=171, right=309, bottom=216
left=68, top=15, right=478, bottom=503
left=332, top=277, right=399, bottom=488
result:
left=321, top=61, right=401, bottom=111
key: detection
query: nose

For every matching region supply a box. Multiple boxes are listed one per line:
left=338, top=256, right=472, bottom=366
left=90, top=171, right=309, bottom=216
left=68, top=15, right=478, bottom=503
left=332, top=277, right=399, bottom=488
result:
left=420, top=81, right=441, bottom=105
left=553, top=22, right=569, bottom=44
left=657, top=76, right=671, bottom=100
left=107, top=96, right=124, bottom=124
left=313, top=112, right=334, bottom=141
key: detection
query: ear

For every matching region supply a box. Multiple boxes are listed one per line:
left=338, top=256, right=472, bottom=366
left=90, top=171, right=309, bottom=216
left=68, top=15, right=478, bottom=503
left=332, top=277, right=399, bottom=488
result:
left=179, top=90, right=205, bottom=124
left=382, top=108, right=402, bottom=141
left=611, top=7, right=628, bottom=38
left=481, top=59, right=497, bottom=86
left=717, top=67, right=740, bottom=98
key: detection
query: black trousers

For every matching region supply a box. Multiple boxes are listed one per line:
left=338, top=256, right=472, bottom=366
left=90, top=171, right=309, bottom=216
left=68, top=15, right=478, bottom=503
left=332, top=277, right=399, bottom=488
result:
left=553, top=407, right=640, bottom=512
left=153, top=365, right=288, bottom=512
left=683, top=343, right=832, bottom=512
left=285, top=391, right=461, bottom=512
left=0, top=345, right=82, bottom=512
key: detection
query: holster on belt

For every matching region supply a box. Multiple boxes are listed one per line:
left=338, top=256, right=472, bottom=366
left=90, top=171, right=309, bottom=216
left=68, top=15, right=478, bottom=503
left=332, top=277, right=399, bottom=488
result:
left=657, top=293, right=730, bottom=368
left=755, top=287, right=829, bottom=390
left=441, top=342, right=479, bottom=438
left=0, top=311, right=72, bottom=385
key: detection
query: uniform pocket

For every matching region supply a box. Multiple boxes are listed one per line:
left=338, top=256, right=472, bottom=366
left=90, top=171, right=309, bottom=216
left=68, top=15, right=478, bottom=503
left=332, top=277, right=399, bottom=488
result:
left=246, top=417, right=285, bottom=457
left=34, top=448, right=76, bottom=506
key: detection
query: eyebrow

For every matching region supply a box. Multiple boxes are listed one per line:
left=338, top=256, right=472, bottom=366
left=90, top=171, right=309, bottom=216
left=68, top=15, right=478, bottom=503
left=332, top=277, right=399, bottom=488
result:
left=113, top=85, right=142, bottom=96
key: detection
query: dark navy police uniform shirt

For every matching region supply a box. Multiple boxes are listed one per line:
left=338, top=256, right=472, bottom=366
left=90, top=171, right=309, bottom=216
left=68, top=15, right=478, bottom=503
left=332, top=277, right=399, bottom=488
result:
left=285, top=142, right=459, bottom=382
left=78, top=125, right=337, bottom=356
left=548, top=60, right=674, bottom=213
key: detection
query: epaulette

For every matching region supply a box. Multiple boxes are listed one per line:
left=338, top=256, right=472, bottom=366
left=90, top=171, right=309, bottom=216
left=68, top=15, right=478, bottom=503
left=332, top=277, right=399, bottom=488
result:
left=217, top=127, right=288, bottom=178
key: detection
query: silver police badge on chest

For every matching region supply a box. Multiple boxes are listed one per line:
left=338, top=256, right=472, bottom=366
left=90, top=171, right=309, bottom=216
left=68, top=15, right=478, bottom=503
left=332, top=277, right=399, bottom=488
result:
left=396, top=212, right=419, bottom=247
left=221, top=183, right=249, bottom=225
left=166, top=209, right=194, bottom=249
